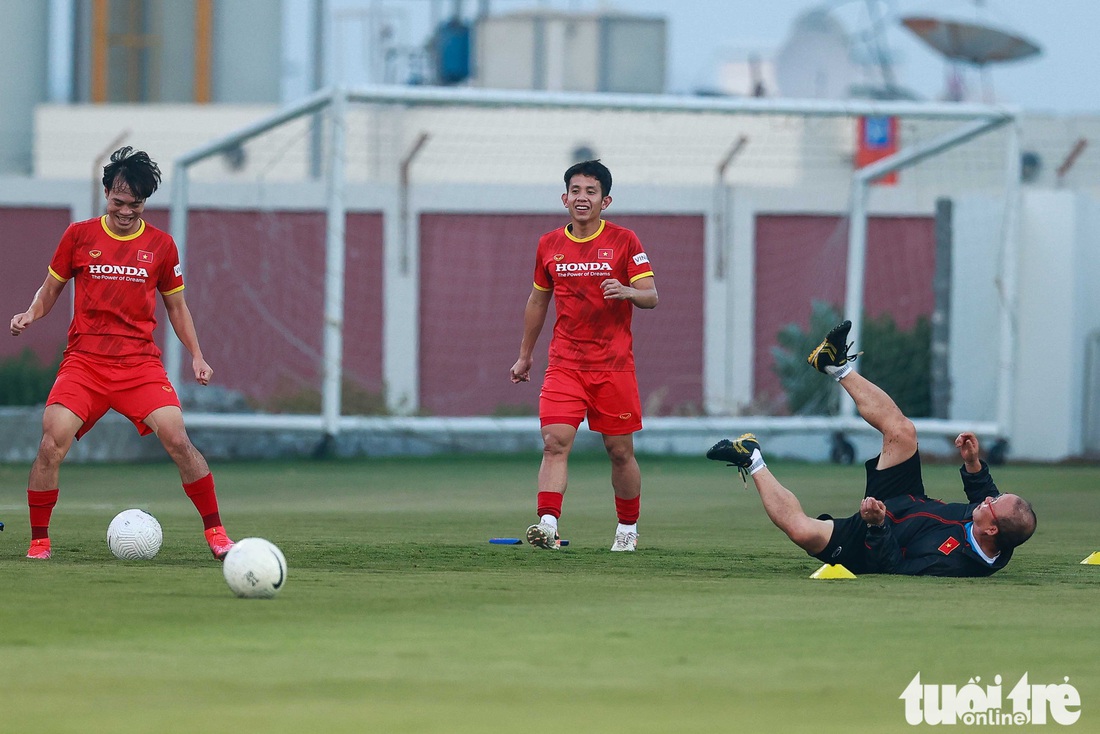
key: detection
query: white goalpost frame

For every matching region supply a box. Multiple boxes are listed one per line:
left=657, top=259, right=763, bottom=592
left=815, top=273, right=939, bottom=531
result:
left=841, top=113, right=1018, bottom=437
left=165, top=85, right=1019, bottom=449
left=321, top=89, right=349, bottom=440
left=168, top=88, right=347, bottom=438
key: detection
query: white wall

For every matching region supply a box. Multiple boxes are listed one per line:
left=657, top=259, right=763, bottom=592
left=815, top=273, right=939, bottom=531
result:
left=1074, top=195, right=1100, bottom=455
left=1083, top=197, right=1100, bottom=455
left=1010, top=191, right=1100, bottom=459
left=949, top=194, right=1004, bottom=424
left=34, top=101, right=1043, bottom=191
left=33, top=104, right=283, bottom=181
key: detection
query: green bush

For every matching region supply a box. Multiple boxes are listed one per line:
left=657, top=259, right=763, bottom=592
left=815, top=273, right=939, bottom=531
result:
left=860, top=312, right=932, bottom=418
left=0, top=348, right=61, bottom=406
left=772, top=301, right=931, bottom=417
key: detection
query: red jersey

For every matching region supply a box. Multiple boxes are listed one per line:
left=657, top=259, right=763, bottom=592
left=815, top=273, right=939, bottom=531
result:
left=533, top=220, right=654, bottom=371
left=47, top=216, right=185, bottom=358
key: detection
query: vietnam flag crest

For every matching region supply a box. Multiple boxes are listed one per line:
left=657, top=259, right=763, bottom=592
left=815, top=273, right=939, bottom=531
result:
left=938, top=537, right=960, bottom=555
left=137, top=250, right=154, bottom=263
left=597, top=248, right=613, bottom=260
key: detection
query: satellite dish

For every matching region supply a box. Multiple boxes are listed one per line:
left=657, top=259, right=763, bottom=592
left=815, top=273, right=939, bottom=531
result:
left=900, top=15, right=1041, bottom=65
left=900, top=8, right=1040, bottom=102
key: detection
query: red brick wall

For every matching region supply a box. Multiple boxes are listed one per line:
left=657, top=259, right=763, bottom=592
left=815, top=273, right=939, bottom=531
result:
left=753, top=214, right=935, bottom=408
left=0, top=208, right=393, bottom=410
left=1, top=207, right=76, bottom=364
left=180, top=209, right=384, bottom=408
left=417, top=213, right=705, bottom=417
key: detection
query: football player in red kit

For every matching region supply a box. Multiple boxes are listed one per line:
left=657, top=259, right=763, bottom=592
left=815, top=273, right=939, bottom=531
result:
left=510, top=160, right=657, bottom=552
left=10, top=147, right=233, bottom=560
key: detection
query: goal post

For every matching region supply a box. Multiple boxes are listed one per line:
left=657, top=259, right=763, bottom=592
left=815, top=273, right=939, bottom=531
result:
left=168, top=87, right=349, bottom=439
left=165, top=85, right=1020, bottom=456
left=842, top=113, right=1018, bottom=436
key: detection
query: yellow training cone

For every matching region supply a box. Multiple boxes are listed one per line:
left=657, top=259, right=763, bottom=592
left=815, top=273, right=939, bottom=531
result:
left=1080, top=552, right=1100, bottom=565
left=810, top=563, right=857, bottom=579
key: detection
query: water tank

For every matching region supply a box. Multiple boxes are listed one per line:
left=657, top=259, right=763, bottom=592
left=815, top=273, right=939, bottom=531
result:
left=434, top=19, right=471, bottom=85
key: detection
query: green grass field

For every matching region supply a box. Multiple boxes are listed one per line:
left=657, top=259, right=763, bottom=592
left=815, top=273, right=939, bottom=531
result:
left=1, top=453, right=1097, bottom=733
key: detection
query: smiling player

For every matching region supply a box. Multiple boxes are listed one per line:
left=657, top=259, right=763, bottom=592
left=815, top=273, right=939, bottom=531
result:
left=10, top=147, right=234, bottom=561
left=510, top=160, right=658, bottom=552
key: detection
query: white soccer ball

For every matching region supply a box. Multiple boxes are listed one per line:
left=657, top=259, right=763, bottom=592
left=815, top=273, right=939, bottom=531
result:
left=222, top=537, right=287, bottom=599
left=107, top=509, right=163, bottom=560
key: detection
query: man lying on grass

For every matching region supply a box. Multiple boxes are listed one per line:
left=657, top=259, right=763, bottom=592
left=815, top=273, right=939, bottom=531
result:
left=707, top=320, right=1036, bottom=577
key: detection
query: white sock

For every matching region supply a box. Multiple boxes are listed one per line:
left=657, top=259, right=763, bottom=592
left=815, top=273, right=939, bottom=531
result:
left=540, top=514, right=558, bottom=531
left=827, top=363, right=853, bottom=381
left=616, top=523, right=637, bottom=535
left=749, top=448, right=767, bottom=475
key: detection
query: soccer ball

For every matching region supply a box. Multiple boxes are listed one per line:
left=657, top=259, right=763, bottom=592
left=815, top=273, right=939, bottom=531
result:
left=107, top=509, right=163, bottom=560
left=222, top=537, right=287, bottom=599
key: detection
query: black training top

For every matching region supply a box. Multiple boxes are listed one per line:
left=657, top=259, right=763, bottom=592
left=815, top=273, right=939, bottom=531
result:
left=863, top=461, right=1011, bottom=576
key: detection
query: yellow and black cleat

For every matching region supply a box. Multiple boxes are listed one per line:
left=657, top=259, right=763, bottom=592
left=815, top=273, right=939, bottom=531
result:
left=706, top=433, right=762, bottom=486
left=808, top=320, right=861, bottom=374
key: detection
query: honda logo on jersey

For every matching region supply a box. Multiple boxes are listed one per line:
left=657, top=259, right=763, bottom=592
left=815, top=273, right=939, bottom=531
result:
left=87, top=264, right=149, bottom=277
left=555, top=262, right=613, bottom=273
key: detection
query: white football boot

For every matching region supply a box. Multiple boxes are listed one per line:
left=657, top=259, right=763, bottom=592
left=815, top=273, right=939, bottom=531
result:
left=526, top=521, right=561, bottom=550
left=610, top=530, right=638, bottom=552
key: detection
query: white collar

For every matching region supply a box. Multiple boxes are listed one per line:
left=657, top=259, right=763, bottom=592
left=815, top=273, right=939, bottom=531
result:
left=966, top=522, right=1000, bottom=565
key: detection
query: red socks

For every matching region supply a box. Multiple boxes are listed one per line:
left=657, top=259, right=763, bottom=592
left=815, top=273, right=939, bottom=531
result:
left=183, top=473, right=223, bottom=530
left=27, top=479, right=224, bottom=539
left=28, top=488, right=60, bottom=540
left=538, top=492, right=640, bottom=524
left=536, top=491, right=563, bottom=519
left=615, top=495, right=640, bottom=525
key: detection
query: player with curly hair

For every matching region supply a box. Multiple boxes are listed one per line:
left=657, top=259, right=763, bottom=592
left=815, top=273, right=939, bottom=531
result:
left=10, top=147, right=234, bottom=560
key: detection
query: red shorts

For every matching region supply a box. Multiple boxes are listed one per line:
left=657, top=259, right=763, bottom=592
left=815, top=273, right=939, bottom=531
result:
left=539, top=366, right=643, bottom=435
left=47, top=352, right=181, bottom=439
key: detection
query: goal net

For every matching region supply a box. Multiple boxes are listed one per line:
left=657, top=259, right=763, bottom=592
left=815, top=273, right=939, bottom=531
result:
left=168, top=87, right=1018, bottom=453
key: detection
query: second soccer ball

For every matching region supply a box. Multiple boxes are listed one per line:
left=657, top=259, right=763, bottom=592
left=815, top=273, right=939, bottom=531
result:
left=107, top=508, right=163, bottom=560
left=222, top=537, right=288, bottom=599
